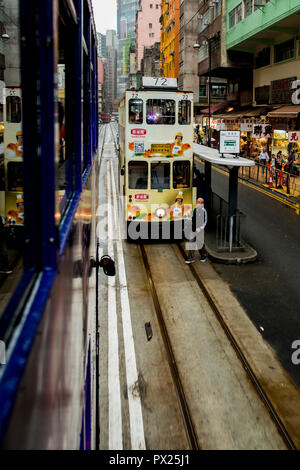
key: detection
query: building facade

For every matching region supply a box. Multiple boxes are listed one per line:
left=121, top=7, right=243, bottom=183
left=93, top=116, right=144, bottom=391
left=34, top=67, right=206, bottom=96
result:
left=226, top=0, right=300, bottom=159
left=160, top=0, right=179, bottom=78
left=178, top=0, right=199, bottom=101
left=141, top=41, right=161, bottom=78
left=116, top=0, right=139, bottom=98
left=135, top=0, right=161, bottom=73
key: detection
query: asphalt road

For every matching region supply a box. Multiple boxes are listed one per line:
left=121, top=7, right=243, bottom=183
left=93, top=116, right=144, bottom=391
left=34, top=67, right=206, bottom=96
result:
left=209, top=169, right=300, bottom=389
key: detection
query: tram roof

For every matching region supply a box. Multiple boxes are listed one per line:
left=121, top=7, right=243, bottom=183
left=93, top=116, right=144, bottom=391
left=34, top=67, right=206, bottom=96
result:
left=194, top=144, right=255, bottom=167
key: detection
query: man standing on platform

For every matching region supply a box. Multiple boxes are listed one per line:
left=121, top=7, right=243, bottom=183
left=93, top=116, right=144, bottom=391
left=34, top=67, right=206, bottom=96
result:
left=185, top=197, right=207, bottom=264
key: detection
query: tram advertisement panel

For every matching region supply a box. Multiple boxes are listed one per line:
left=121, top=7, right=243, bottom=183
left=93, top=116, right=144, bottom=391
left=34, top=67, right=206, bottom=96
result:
left=1, top=88, right=24, bottom=225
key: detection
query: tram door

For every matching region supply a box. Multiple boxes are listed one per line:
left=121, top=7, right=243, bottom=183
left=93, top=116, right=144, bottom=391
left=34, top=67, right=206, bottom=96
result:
left=1, top=88, right=24, bottom=226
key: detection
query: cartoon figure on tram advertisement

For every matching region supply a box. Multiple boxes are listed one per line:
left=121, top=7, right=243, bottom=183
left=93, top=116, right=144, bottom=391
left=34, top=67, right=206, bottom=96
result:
left=0, top=87, right=24, bottom=226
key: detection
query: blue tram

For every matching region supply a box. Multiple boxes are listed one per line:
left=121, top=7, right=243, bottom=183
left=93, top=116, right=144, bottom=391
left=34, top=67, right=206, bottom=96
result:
left=0, top=0, right=99, bottom=449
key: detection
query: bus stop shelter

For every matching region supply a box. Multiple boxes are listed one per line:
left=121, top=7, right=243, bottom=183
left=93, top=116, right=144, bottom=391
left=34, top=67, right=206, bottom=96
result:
left=193, top=143, right=255, bottom=218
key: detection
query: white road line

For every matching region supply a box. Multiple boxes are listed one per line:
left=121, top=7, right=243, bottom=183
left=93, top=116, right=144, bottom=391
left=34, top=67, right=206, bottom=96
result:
left=109, top=160, right=146, bottom=450
left=107, top=170, right=123, bottom=450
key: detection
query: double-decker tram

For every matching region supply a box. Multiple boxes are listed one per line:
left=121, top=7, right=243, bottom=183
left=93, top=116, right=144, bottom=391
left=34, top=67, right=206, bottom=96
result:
left=119, top=77, right=195, bottom=240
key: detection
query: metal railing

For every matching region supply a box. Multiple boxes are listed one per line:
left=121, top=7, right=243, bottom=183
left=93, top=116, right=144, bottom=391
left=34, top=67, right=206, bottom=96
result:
left=239, top=163, right=300, bottom=197
left=210, top=193, right=246, bottom=252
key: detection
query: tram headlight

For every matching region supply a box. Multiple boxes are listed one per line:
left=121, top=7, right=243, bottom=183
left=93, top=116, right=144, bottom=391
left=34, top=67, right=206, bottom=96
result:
left=155, top=207, right=166, bottom=219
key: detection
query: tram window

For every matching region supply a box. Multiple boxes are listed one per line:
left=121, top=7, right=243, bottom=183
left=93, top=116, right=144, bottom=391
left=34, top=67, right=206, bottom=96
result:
left=128, top=161, right=148, bottom=189
left=6, top=96, right=21, bottom=123
left=173, top=161, right=190, bottom=188
left=178, top=100, right=191, bottom=125
left=151, top=162, right=170, bottom=189
left=129, top=99, right=143, bottom=124
left=146, top=99, right=175, bottom=125
left=7, top=161, right=24, bottom=191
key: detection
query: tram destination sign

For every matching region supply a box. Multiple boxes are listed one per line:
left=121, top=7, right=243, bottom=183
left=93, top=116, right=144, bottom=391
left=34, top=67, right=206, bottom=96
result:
left=220, top=131, right=240, bottom=154
left=142, top=77, right=178, bottom=88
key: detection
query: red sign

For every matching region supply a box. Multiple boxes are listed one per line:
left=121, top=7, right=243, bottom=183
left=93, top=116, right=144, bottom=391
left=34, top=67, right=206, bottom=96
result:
left=135, top=194, right=149, bottom=200
left=131, top=129, right=147, bottom=136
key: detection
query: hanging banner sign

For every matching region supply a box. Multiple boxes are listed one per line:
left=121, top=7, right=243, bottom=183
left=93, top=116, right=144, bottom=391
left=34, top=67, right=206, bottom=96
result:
left=220, top=131, right=240, bottom=154
left=252, top=123, right=273, bottom=138
left=288, top=131, right=300, bottom=142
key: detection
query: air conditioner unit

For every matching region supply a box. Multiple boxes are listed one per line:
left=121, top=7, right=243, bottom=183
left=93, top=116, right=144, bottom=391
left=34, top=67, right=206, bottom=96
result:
left=170, top=50, right=174, bottom=55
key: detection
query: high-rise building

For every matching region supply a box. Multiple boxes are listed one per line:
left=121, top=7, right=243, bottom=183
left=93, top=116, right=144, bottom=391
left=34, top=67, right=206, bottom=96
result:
left=97, top=32, right=107, bottom=58
left=135, top=0, right=161, bottom=73
left=116, top=0, right=139, bottom=98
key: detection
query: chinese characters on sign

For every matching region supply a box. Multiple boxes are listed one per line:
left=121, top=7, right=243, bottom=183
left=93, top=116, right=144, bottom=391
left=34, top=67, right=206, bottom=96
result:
left=288, top=131, right=300, bottom=142
left=220, top=131, right=240, bottom=154
left=252, top=124, right=273, bottom=138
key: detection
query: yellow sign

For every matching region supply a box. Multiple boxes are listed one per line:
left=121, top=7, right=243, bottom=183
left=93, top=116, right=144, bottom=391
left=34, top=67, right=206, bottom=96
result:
left=151, top=144, right=171, bottom=154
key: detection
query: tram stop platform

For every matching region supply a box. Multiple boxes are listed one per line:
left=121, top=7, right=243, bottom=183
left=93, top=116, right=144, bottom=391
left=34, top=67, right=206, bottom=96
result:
left=193, top=143, right=257, bottom=264
left=204, top=228, right=258, bottom=265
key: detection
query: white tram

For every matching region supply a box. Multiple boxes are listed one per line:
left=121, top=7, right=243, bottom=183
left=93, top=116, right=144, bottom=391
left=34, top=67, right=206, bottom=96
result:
left=118, top=77, right=195, bottom=239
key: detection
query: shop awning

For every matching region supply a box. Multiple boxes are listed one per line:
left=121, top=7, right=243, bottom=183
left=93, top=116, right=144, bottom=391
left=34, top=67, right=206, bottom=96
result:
left=201, top=100, right=233, bottom=115
left=216, top=107, right=269, bottom=119
left=267, top=105, right=300, bottom=118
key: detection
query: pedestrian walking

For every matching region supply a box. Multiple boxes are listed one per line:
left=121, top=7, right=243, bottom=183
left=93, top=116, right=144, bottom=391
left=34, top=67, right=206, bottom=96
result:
left=259, top=148, right=269, bottom=166
left=185, top=197, right=207, bottom=264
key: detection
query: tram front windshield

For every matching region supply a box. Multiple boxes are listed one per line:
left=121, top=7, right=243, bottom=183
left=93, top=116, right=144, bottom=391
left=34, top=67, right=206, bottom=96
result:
left=151, top=162, right=170, bottom=189
left=146, top=99, right=175, bottom=125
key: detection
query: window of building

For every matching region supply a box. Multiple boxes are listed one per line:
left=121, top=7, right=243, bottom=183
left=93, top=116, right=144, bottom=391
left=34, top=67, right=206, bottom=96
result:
left=255, top=85, right=270, bottom=104
left=229, top=3, right=242, bottom=28
left=156, top=4, right=159, bottom=9
left=146, top=99, right=175, bottom=125
left=244, top=0, right=252, bottom=17
left=151, top=162, right=170, bottom=189
left=173, top=161, right=190, bottom=189
left=211, top=84, right=227, bottom=98
left=255, top=47, right=271, bottom=68
left=274, top=39, right=295, bottom=63
left=129, top=99, right=143, bottom=124
left=199, top=85, right=207, bottom=97
left=150, top=4, right=153, bottom=8
left=149, top=23, right=152, bottom=29
left=128, top=161, right=148, bottom=190
left=178, top=100, right=191, bottom=124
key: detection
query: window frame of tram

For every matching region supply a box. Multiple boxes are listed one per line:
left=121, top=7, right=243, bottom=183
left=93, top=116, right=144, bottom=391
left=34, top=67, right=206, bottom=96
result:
left=146, top=99, right=175, bottom=125
left=55, top=7, right=78, bottom=221
left=178, top=100, right=191, bottom=125
left=128, top=161, right=148, bottom=190
left=151, top=162, right=170, bottom=190
left=128, top=99, right=143, bottom=124
left=173, top=161, right=190, bottom=189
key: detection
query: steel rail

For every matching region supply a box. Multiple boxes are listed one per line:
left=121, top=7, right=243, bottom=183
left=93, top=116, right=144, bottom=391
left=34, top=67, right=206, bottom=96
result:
left=177, top=242, right=297, bottom=451
left=140, top=244, right=200, bottom=450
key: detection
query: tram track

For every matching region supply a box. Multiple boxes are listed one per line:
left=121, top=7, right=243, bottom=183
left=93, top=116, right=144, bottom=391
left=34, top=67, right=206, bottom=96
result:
left=139, top=241, right=296, bottom=450
left=139, top=244, right=200, bottom=450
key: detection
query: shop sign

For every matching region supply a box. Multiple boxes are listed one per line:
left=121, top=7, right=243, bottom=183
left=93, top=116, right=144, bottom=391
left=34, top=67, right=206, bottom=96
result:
left=216, top=119, right=240, bottom=131
left=288, top=131, right=300, bottom=142
left=252, top=123, right=273, bottom=138
left=240, top=119, right=253, bottom=132
left=220, top=131, right=240, bottom=154
left=271, top=77, right=296, bottom=104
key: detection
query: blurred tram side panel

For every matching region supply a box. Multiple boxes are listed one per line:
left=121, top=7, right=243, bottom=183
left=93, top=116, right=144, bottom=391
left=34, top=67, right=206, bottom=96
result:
left=0, top=0, right=99, bottom=450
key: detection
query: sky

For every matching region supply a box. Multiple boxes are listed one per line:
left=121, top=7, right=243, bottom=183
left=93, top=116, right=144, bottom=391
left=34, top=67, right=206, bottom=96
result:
left=92, top=0, right=117, bottom=35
